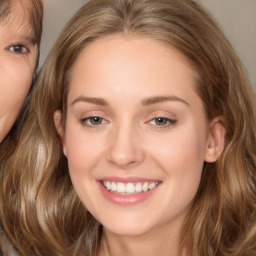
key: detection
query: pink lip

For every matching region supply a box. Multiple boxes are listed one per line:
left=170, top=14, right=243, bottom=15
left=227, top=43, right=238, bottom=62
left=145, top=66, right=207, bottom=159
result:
left=97, top=178, right=161, bottom=205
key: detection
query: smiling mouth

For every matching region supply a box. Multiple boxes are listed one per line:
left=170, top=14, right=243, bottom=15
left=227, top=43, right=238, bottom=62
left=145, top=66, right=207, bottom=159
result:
left=101, top=181, right=160, bottom=195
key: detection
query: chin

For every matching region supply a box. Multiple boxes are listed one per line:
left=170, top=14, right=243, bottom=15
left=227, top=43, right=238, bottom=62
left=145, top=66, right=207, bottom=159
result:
left=102, top=217, right=154, bottom=237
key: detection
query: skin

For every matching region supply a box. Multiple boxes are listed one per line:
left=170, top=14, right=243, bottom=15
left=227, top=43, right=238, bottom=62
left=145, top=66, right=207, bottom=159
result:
left=0, top=0, right=38, bottom=142
left=55, top=36, right=225, bottom=256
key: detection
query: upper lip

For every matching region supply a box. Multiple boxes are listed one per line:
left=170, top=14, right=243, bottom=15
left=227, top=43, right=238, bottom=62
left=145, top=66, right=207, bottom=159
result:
left=98, top=176, right=161, bottom=183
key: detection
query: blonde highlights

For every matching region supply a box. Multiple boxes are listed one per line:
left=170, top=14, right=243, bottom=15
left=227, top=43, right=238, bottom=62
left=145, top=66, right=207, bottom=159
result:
left=1, top=0, right=256, bottom=255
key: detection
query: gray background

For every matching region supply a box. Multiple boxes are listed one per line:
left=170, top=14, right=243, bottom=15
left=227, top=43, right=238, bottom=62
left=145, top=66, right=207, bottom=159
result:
left=40, top=0, right=256, bottom=94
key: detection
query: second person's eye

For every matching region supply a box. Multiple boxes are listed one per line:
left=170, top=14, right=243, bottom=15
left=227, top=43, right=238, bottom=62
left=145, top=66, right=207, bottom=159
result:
left=6, top=44, right=29, bottom=54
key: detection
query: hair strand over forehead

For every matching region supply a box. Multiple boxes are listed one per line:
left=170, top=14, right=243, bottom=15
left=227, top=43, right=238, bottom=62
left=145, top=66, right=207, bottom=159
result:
left=0, top=0, right=43, bottom=45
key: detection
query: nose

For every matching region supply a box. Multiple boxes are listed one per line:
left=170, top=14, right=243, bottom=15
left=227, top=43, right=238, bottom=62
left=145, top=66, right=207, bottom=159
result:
left=106, top=123, right=145, bottom=169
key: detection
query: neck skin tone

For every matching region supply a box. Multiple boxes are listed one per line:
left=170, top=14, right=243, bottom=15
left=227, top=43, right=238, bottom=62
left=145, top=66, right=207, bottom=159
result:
left=55, top=35, right=225, bottom=256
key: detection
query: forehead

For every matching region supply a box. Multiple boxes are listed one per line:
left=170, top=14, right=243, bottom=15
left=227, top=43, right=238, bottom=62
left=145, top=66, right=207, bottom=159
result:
left=0, top=0, right=31, bottom=24
left=0, top=0, right=33, bottom=35
left=69, top=36, right=198, bottom=100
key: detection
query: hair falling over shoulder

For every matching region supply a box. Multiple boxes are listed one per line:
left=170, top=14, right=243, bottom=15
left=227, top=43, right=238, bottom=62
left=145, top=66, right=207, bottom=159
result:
left=0, top=0, right=256, bottom=255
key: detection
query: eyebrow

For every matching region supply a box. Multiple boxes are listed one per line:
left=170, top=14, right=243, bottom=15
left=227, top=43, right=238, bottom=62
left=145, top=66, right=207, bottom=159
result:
left=24, top=36, right=37, bottom=45
left=17, top=29, right=37, bottom=45
left=142, top=96, right=190, bottom=106
left=72, top=96, right=108, bottom=106
left=13, top=35, right=36, bottom=45
left=71, top=95, right=189, bottom=107
left=1, top=18, right=37, bottom=45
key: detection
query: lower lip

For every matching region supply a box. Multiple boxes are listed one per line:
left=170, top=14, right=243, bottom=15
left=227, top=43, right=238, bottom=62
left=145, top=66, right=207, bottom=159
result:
left=98, top=182, right=160, bottom=205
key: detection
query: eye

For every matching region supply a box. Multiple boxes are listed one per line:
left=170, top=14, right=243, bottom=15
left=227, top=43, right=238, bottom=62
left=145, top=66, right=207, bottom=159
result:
left=149, top=117, right=177, bottom=127
left=80, top=116, right=106, bottom=126
left=6, top=45, right=29, bottom=54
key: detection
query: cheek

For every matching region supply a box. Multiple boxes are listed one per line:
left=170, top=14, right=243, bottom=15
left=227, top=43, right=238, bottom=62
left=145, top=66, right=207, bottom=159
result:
left=148, top=135, right=205, bottom=221
left=148, top=126, right=207, bottom=189
left=15, top=72, right=33, bottom=96
left=64, top=131, right=104, bottom=210
left=11, top=74, right=33, bottom=110
left=65, top=130, right=104, bottom=177
left=0, top=60, right=34, bottom=141
left=0, top=65, right=33, bottom=119
left=151, top=127, right=206, bottom=164
left=6, top=63, right=34, bottom=101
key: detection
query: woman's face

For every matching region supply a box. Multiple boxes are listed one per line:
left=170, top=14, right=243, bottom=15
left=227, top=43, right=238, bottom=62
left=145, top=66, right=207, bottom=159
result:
left=0, top=1, right=38, bottom=142
left=57, top=36, right=223, bottom=238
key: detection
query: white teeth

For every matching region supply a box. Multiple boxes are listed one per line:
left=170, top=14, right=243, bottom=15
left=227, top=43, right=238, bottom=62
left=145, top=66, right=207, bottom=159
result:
left=142, top=182, right=148, bottom=192
left=105, top=181, right=111, bottom=190
left=102, top=181, right=159, bottom=194
left=116, top=182, right=126, bottom=193
left=149, top=182, right=158, bottom=190
left=110, top=182, right=117, bottom=192
left=126, top=183, right=135, bottom=193
left=135, top=183, right=143, bottom=193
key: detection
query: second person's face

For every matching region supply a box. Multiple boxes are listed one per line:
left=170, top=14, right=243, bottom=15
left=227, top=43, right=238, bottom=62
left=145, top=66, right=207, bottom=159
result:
left=59, top=36, right=215, bottom=238
left=0, top=1, right=38, bottom=142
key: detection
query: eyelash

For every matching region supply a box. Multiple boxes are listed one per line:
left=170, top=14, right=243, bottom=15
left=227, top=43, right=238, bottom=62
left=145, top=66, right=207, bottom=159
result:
left=80, top=116, right=107, bottom=127
left=80, top=116, right=177, bottom=129
left=148, top=117, right=177, bottom=128
left=6, top=44, right=29, bottom=54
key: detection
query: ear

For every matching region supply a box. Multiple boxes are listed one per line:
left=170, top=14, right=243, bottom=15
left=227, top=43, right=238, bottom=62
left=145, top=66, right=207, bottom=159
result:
left=53, top=110, right=67, bottom=156
left=204, top=116, right=226, bottom=163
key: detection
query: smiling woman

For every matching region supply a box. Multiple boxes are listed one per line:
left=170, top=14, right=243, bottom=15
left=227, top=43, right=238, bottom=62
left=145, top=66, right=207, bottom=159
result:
left=54, top=37, right=216, bottom=238
left=0, top=0, right=256, bottom=256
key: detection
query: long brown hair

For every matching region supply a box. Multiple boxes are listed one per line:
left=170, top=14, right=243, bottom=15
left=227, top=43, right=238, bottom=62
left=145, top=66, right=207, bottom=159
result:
left=1, top=0, right=256, bottom=255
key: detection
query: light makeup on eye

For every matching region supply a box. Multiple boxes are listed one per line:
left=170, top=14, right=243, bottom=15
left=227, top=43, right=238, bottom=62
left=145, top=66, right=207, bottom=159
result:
left=80, top=116, right=107, bottom=127
left=78, top=109, right=110, bottom=128
left=145, top=111, right=178, bottom=129
left=149, top=117, right=177, bottom=127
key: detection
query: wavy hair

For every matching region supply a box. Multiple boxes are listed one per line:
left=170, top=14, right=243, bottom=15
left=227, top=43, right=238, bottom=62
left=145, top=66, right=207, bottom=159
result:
left=0, top=0, right=256, bottom=255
